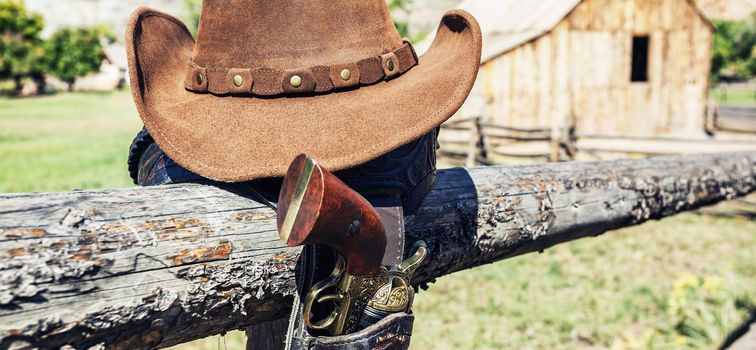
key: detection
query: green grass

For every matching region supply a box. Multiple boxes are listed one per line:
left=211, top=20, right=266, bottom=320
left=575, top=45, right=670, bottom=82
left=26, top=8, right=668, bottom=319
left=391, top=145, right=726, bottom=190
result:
left=1, top=92, right=754, bottom=350
left=710, top=86, right=756, bottom=105
left=411, top=211, right=755, bottom=350
left=0, top=90, right=141, bottom=192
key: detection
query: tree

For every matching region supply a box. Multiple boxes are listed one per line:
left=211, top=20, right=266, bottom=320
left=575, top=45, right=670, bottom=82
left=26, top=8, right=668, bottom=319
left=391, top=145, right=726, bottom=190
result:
left=183, top=0, right=201, bottom=37
left=387, top=0, right=427, bottom=43
left=44, top=26, right=114, bottom=91
left=0, top=0, right=44, bottom=95
left=711, top=13, right=756, bottom=81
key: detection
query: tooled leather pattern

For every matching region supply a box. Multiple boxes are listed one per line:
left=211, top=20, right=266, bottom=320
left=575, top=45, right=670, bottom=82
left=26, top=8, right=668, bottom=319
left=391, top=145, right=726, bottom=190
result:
left=293, top=312, right=414, bottom=350
left=336, top=128, right=438, bottom=215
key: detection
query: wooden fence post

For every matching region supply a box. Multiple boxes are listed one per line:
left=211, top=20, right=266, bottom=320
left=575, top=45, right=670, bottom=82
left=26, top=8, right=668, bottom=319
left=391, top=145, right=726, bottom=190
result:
left=705, top=98, right=718, bottom=135
left=246, top=318, right=289, bottom=350
left=466, top=116, right=481, bottom=168
left=550, top=113, right=571, bottom=162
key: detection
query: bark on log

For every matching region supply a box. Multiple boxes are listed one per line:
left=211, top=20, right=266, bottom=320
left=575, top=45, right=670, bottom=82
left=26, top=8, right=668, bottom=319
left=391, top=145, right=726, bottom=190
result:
left=0, top=152, right=753, bottom=349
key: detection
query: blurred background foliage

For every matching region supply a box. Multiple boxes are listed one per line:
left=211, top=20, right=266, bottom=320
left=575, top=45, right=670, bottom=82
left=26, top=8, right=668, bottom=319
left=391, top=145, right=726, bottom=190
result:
left=0, top=0, right=43, bottom=95
left=0, top=0, right=113, bottom=95
left=712, top=13, right=756, bottom=81
left=44, top=26, right=115, bottom=91
left=387, top=0, right=427, bottom=43
left=183, top=0, right=200, bottom=37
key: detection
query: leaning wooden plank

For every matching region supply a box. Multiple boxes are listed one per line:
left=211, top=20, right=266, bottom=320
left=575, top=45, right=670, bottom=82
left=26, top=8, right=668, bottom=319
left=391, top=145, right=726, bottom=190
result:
left=0, top=152, right=753, bottom=349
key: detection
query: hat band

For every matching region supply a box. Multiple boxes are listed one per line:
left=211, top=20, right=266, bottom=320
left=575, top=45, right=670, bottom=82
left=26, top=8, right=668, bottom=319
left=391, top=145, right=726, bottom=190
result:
left=184, top=41, right=418, bottom=97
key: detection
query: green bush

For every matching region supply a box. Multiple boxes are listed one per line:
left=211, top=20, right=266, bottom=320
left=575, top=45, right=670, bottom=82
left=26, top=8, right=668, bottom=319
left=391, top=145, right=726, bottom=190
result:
left=183, top=0, right=200, bottom=37
left=712, top=13, right=756, bottom=81
left=387, top=0, right=427, bottom=43
left=43, top=26, right=114, bottom=91
left=0, top=0, right=44, bottom=95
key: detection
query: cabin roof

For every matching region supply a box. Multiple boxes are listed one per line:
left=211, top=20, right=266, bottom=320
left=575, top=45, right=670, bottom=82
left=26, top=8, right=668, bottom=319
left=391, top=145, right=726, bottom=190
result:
left=461, top=0, right=580, bottom=63
left=416, top=0, right=713, bottom=64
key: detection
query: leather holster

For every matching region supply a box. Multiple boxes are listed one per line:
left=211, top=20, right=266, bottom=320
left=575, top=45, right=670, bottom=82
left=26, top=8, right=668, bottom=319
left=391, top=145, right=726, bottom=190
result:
left=290, top=312, right=414, bottom=350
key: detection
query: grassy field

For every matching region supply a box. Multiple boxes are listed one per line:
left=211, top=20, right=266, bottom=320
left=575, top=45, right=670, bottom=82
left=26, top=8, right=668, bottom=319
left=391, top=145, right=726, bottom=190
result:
left=1, top=92, right=754, bottom=349
left=0, top=90, right=141, bottom=193
left=710, top=85, right=756, bottom=105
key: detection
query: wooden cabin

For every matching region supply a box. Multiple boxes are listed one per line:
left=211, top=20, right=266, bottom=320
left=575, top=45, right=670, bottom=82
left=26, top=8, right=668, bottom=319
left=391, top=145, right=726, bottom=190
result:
left=426, top=0, right=714, bottom=139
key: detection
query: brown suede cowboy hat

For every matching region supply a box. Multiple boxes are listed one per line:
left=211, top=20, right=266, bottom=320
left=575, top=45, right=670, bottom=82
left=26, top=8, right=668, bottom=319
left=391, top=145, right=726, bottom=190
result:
left=126, top=0, right=481, bottom=182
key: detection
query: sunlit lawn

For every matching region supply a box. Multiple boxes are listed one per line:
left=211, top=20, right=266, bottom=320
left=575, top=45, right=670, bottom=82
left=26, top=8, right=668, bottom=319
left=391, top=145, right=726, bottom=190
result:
left=0, top=90, right=141, bottom=193
left=1, top=91, right=754, bottom=349
left=411, top=209, right=755, bottom=350
left=710, top=85, right=756, bottom=105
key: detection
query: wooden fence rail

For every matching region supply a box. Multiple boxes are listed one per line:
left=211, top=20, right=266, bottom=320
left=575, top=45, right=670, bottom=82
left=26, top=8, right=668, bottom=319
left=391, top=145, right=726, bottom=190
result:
left=717, top=105, right=756, bottom=134
left=439, top=116, right=756, bottom=166
left=0, top=152, right=754, bottom=349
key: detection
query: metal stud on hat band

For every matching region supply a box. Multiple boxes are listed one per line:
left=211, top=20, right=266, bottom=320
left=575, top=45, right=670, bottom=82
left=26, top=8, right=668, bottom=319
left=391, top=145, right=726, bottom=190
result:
left=184, top=42, right=418, bottom=96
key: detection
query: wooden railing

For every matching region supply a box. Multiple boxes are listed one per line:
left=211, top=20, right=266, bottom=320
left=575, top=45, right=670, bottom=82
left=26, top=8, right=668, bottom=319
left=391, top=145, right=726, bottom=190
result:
left=0, top=152, right=754, bottom=349
left=438, top=116, right=575, bottom=165
left=439, top=116, right=756, bottom=166
left=716, top=105, right=756, bottom=134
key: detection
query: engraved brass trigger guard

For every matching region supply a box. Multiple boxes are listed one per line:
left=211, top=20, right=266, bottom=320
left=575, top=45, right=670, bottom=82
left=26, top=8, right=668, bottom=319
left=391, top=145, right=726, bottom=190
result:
left=302, top=256, right=346, bottom=331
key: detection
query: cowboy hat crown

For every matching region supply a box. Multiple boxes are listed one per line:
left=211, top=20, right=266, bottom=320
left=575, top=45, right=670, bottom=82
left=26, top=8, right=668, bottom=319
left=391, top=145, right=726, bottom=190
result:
left=194, top=0, right=401, bottom=70
left=126, top=0, right=481, bottom=181
left=185, top=0, right=420, bottom=97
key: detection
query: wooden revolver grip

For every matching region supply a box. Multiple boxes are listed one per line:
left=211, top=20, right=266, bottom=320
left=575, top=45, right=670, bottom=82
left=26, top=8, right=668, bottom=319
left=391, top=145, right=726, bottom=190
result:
left=277, top=155, right=387, bottom=276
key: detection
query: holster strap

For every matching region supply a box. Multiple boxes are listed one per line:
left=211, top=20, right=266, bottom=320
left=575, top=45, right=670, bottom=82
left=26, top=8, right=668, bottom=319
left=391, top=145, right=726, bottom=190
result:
left=185, top=41, right=417, bottom=97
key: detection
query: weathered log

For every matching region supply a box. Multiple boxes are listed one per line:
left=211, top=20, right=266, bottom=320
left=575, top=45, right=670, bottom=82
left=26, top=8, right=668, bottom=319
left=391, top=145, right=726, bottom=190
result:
left=0, top=152, right=753, bottom=349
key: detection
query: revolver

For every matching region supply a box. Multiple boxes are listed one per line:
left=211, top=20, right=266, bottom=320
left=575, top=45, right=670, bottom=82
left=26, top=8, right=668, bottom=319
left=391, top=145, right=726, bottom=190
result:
left=277, top=154, right=426, bottom=336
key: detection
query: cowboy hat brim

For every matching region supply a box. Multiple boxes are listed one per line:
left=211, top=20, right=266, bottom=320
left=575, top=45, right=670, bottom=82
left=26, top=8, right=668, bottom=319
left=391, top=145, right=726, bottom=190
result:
left=126, top=7, right=482, bottom=182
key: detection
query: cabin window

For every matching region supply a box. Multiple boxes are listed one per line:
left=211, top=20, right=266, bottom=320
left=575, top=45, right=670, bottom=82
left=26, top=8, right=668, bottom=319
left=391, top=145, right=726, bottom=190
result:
left=631, top=36, right=649, bottom=82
